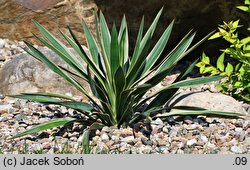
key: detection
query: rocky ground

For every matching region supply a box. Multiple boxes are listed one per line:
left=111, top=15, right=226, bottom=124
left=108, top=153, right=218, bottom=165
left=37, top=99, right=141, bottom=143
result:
left=0, top=38, right=250, bottom=154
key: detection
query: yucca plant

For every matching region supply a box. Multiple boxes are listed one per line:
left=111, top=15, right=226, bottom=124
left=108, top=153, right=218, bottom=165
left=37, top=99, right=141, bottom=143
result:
left=12, top=8, right=243, bottom=152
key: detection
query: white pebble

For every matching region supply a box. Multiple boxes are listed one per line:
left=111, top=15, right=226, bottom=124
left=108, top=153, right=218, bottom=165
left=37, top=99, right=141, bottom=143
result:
left=230, top=146, right=244, bottom=154
left=235, top=127, right=242, bottom=132
left=0, top=39, right=6, bottom=49
left=200, top=135, right=208, bottom=143
left=187, top=138, right=197, bottom=146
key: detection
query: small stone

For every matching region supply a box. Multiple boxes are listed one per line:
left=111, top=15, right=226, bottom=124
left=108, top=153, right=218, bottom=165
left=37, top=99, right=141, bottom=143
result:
left=183, top=116, right=193, bottom=124
left=177, top=149, right=184, bottom=154
left=43, top=143, right=52, bottom=150
left=106, top=140, right=114, bottom=147
left=162, top=126, right=169, bottom=133
left=230, top=146, right=245, bottom=154
left=19, top=123, right=28, bottom=127
left=165, top=116, right=176, bottom=125
left=159, top=146, right=169, bottom=152
left=134, top=141, right=143, bottom=147
left=91, top=136, right=100, bottom=144
left=185, top=124, right=199, bottom=130
left=0, top=39, right=5, bottom=49
left=120, top=128, right=133, bottom=137
left=101, top=133, right=109, bottom=142
left=142, top=145, right=153, bottom=154
left=157, top=138, right=167, bottom=146
left=0, top=104, right=13, bottom=114
left=93, top=142, right=109, bottom=154
left=121, top=136, right=134, bottom=144
left=242, top=121, right=249, bottom=130
left=68, top=132, right=77, bottom=138
left=243, top=137, right=250, bottom=146
left=178, top=142, right=185, bottom=149
left=69, top=137, right=77, bottom=142
left=151, top=126, right=163, bottom=134
left=193, top=118, right=203, bottom=124
left=141, top=137, right=153, bottom=145
left=102, top=126, right=112, bottom=132
left=200, top=135, right=208, bottom=143
left=0, top=116, right=8, bottom=122
left=192, top=130, right=200, bottom=135
left=151, top=118, right=164, bottom=125
left=187, top=138, right=197, bottom=146
left=206, top=142, right=216, bottom=149
left=235, top=127, right=243, bottom=132
left=111, top=135, right=120, bottom=143
left=119, top=142, right=129, bottom=152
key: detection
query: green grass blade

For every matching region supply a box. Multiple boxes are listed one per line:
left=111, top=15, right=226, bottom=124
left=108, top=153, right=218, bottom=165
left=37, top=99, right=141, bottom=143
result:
left=143, top=60, right=199, bottom=110
left=119, top=22, right=129, bottom=67
left=118, top=15, right=127, bottom=41
left=156, top=106, right=244, bottom=117
left=126, top=39, right=151, bottom=86
left=114, top=67, right=126, bottom=95
left=95, top=13, right=111, bottom=80
left=130, top=32, right=194, bottom=88
left=82, top=122, right=104, bottom=153
left=12, top=94, right=94, bottom=113
left=15, top=92, right=77, bottom=101
left=56, top=101, right=94, bottom=113
left=128, top=17, right=144, bottom=73
left=146, top=76, right=223, bottom=103
left=100, top=11, right=111, bottom=61
left=33, top=20, right=84, bottom=71
left=67, top=26, right=105, bottom=80
left=24, top=42, right=87, bottom=94
left=155, top=32, right=195, bottom=74
left=13, top=94, right=61, bottom=103
left=183, top=31, right=215, bottom=57
left=140, top=7, right=163, bottom=52
left=126, top=9, right=163, bottom=85
left=83, top=21, right=100, bottom=67
left=34, top=34, right=88, bottom=80
left=141, top=20, right=174, bottom=75
left=13, top=118, right=76, bottom=138
left=166, top=76, right=223, bottom=89
left=110, top=24, right=120, bottom=77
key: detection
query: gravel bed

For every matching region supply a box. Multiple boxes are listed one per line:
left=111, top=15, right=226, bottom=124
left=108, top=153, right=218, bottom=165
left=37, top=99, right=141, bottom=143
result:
left=0, top=39, right=250, bottom=154
left=0, top=97, right=249, bottom=154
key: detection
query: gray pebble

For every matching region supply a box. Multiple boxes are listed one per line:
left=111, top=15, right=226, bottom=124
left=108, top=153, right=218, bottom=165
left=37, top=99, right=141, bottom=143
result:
left=165, top=116, right=175, bottom=124
left=184, top=116, right=193, bottom=124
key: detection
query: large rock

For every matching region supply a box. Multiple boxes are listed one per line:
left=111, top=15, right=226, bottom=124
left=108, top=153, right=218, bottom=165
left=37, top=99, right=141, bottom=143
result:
left=0, top=0, right=97, bottom=44
left=0, top=47, right=90, bottom=99
left=167, top=91, right=246, bottom=114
